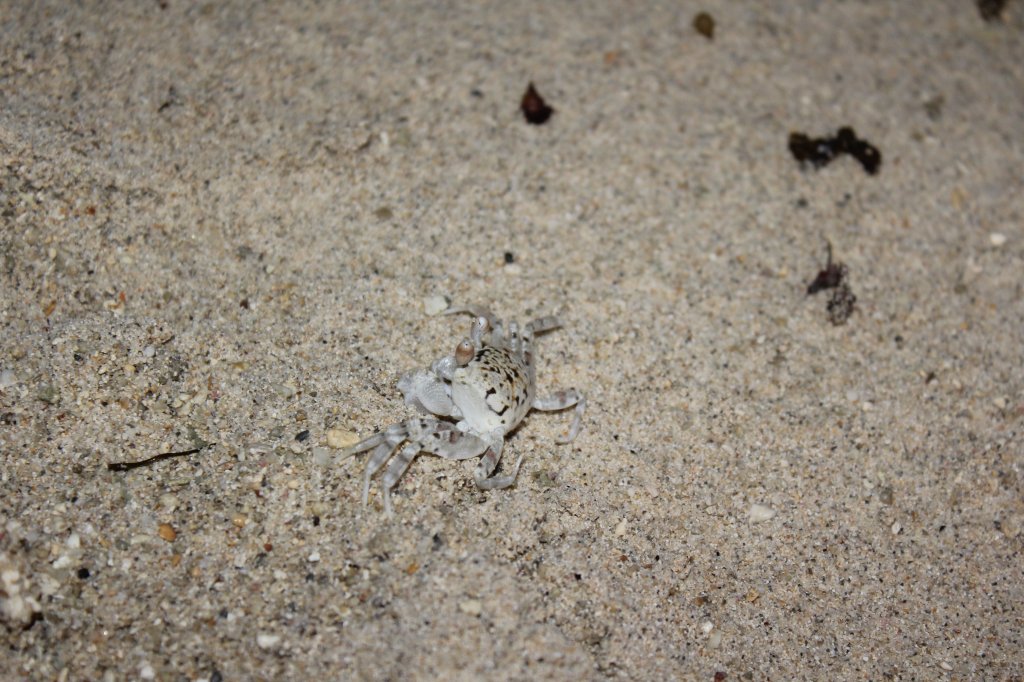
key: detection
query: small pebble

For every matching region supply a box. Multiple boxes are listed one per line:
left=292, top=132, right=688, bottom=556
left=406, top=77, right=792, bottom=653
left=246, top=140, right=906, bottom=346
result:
left=139, top=664, right=155, bottom=680
left=614, top=518, right=628, bottom=537
left=701, top=621, right=715, bottom=635
left=891, top=521, right=902, bottom=535
left=308, top=551, right=320, bottom=563
left=159, top=493, right=178, bottom=512
left=423, top=295, right=449, bottom=316
left=693, top=11, right=715, bottom=39
left=326, top=428, right=360, bottom=450
left=459, top=599, right=482, bottom=616
left=158, top=523, right=177, bottom=542
left=748, top=504, right=776, bottom=523
left=0, top=369, right=17, bottom=388
left=989, top=232, right=1007, bottom=247
left=312, top=447, right=332, bottom=466
left=256, top=633, right=281, bottom=649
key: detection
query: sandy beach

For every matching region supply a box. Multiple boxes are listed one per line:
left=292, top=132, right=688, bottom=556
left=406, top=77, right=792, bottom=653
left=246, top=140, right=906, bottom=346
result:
left=2, top=1, right=1022, bottom=679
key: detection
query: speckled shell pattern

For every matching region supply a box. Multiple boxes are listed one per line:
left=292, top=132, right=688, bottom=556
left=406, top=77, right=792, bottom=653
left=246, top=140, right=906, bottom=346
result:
left=453, top=345, right=535, bottom=432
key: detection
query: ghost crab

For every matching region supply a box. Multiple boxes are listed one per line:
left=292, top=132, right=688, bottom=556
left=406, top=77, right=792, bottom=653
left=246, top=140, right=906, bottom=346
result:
left=344, top=305, right=585, bottom=514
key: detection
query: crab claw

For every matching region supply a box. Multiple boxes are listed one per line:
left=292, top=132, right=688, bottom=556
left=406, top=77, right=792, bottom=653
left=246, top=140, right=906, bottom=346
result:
left=398, top=369, right=454, bottom=416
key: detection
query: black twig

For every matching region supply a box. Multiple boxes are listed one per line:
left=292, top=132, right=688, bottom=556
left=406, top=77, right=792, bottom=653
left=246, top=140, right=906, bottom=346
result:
left=107, top=443, right=214, bottom=471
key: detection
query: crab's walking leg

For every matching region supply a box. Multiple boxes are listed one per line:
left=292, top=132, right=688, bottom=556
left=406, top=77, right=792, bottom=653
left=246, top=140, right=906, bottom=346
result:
left=382, top=442, right=421, bottom=516
left=521, top=315, right=562, bottom=363
left=473, top=432, right=525, bottom=490
left=444, top=305, right=497, bottom=328
left=363, top=441, right=399, bottom=505
left=533, top=390, right=586, bottom=444
left=507, top=320, right=520, bottom=353
left=375, top=421, right=491, bottom=511
left=525, top=315, right=562, bottom=336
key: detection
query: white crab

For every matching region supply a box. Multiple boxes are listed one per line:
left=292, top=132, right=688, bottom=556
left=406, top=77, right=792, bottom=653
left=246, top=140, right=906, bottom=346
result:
left=344, top=305, right=585, bottom=514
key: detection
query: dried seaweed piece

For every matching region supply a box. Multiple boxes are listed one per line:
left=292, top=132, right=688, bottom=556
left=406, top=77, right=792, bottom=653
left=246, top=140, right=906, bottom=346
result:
left=789, top=132, right=837, bottom=170
left=977, top=0, right=1007, bottom=21
left=807, top=241, right=846, bottom=294
left=521, top=82, right=554, bottom=125
left=693, top=12, right=715, bottom=39
left=827, top=284, right=857, bottom=325
left=789, top=126, right=881, bottom=175
left=835, top=127, right=881, bottom=175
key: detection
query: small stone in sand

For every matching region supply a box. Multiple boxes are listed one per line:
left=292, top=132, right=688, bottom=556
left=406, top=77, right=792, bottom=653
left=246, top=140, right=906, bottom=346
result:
left=459, top=599, right=482, bottom=616
left=693, top=12, right=715, bottom=39
left=158, top=523, right=177, bottom=542
left=257, top=633, right=281, bottom=649
left=422, top=295, right=449, bottom=316
left=749, top=504, right=776, bottom=523
left=326, top=428, right=359, bottom=450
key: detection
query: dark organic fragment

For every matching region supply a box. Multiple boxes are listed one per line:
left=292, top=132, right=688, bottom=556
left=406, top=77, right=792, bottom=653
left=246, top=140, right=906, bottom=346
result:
left=521, top=82, right=554, bottom=125
left=977, top=0, right=1007, bottom=21
left=807, top=242, right=846, bottom=294
left=788, top=126, right=881, bottom=175
left=107, top=442, right=215, bottom=471
left=807, top=241, right=856, bottom=325
left=826, top=284, right=857, bottom=325
left=693, top=12, right=715, bottom=39
left=923, top=95, right=945, bottom=121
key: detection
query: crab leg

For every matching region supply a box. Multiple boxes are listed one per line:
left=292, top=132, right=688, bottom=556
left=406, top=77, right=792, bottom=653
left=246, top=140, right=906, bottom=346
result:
left=525, top=315, right=561, bottom=336
left=382, top=442, right=421, bottom=515
left=521, top=315, right=562, bottom=363
left=358, top=419, right=493, bottom=511
left=471, top=432, right=525, bottom=490
left=363, top=441, right=399, bottom=505
left=533, top=390, right=586, bottom=444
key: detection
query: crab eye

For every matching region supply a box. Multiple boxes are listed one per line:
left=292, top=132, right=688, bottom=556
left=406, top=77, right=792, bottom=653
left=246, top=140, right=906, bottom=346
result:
left=454, top=339, right=474, bottom=366
left=474, top=316, right=490, bottom=334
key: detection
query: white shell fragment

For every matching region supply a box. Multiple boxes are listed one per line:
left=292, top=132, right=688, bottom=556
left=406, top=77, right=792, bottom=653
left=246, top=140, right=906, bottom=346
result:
left=748, top=504, right=776, bottom=523
left=422, top=295, right=450, bottom=316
